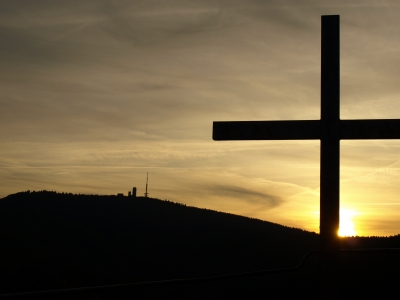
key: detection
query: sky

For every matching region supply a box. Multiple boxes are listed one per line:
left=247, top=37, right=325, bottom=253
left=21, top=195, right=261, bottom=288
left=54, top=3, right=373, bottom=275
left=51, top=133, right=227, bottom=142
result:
left=2, top=0, right=400, bottom=236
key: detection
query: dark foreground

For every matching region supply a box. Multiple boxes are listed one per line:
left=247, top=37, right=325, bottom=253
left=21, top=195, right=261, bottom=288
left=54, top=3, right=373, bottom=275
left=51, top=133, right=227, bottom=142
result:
left=1, top=191, right=400, bottom=299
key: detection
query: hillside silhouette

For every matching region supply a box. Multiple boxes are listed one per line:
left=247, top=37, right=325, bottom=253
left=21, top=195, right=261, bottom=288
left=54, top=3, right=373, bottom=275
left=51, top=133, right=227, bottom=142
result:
left=1, top=191, right=400, bottom=299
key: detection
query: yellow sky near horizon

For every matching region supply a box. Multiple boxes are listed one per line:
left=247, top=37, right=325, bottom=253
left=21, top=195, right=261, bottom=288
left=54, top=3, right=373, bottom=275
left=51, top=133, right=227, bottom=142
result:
left=2, top=1, right=400, bottom=236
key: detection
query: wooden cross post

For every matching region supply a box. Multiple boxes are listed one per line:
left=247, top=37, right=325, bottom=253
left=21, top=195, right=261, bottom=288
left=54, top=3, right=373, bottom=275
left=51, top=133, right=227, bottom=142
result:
left=213, top=15, right=400, bottom=254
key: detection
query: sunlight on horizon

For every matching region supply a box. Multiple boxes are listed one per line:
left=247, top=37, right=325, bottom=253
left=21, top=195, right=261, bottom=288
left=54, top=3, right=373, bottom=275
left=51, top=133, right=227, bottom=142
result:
left=338, top=208, right=360, bottom=237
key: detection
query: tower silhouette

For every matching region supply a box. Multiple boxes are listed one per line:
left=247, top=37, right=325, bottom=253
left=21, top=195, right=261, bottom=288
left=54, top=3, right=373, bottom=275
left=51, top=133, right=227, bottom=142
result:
left=144, top=173, right=149, bottom=198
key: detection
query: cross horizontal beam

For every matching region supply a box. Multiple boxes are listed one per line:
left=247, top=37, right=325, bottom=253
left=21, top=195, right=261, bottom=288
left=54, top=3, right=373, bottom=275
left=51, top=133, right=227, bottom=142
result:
left=341, top=119, right=400, bottom=139
left=213, top=120, right=320, bottom=140
left=213, top=119, right=400, bottom=141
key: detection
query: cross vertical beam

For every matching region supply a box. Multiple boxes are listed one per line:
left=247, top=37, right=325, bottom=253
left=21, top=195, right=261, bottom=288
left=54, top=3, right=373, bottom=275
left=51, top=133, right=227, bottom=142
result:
left=320, top=15, right=340, bottom=253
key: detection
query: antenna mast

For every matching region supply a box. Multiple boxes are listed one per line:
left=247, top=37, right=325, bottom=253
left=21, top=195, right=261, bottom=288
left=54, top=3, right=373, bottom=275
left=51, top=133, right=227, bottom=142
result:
left=144, top=172, right=149, bottom=198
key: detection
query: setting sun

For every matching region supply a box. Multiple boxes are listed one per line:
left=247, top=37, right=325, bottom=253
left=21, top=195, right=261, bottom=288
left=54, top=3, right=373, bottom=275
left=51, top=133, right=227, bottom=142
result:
left=338, top=209, right=359, bottom=237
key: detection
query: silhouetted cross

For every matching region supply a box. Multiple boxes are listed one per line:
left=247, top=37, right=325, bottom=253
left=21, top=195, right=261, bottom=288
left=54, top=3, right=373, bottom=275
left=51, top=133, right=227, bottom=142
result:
left=213, top=15, right=400, bottom=252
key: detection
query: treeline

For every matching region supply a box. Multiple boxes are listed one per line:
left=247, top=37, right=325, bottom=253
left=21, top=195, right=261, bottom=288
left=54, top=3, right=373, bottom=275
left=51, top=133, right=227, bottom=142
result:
left=12, top=190, right=312, bottom=233
left=340, top=235, right=400, bottom=249
left=15, top=190, right=102, bottom=197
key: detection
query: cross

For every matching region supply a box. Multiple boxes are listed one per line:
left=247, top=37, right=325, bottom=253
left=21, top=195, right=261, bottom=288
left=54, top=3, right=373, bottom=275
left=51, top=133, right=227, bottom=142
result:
left=213, top=15, right=400, bottom=253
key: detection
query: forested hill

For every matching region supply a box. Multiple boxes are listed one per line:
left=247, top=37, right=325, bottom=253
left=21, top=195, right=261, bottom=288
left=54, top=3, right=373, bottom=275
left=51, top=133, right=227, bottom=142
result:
left=1, top=191, right=318, bottom=294
left=2, top=191, right=400, bottom=299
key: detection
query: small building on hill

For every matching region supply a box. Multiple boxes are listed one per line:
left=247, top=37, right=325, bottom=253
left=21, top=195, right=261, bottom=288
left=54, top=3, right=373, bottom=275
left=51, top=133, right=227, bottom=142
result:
left=132, top=187, right=137, bottom=197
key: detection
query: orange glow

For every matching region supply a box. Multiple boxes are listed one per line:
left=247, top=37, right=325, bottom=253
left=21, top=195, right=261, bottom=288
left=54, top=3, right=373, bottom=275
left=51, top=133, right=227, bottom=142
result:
left=338, top=209, right=358, bottom=237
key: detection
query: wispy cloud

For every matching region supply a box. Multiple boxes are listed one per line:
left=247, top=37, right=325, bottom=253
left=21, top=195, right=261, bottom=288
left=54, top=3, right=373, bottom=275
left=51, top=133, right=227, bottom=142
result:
left=207, top=184, right=283, bottom=208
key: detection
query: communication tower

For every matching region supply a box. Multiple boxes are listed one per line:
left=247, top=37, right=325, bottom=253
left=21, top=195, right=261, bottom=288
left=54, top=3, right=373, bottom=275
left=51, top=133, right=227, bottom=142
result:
left=144, top=172, right=149, bottom=198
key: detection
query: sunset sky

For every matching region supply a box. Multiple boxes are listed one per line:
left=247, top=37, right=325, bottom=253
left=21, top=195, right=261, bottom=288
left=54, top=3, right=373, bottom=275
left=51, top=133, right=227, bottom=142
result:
left=2, top=0, right=400, bottom=236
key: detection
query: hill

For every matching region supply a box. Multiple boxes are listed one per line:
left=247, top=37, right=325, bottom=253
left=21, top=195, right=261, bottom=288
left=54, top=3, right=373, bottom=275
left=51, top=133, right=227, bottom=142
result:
left=1, top=191, right=400, bottom=299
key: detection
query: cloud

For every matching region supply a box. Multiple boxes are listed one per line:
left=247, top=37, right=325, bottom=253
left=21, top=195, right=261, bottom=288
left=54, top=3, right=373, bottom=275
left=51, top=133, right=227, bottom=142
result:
left=0, top=0, right=324, bottom=144
left=207, top=184, right=283, bottom=208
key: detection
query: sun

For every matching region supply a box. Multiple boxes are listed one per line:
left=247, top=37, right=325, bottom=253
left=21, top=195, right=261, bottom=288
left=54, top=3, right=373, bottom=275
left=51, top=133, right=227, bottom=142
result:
left=338, top=209, right=358, bottom=237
